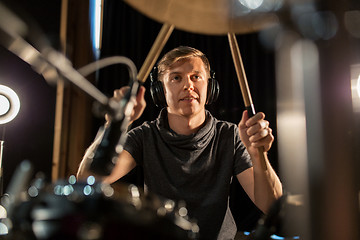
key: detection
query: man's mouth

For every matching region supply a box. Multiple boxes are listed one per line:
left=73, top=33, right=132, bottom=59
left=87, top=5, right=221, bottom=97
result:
left=180, top=96, right=197, bottom=101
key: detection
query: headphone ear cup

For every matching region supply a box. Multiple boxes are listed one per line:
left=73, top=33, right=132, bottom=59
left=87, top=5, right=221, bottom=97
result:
left=150, top=66, right=167, bottom=108
left=150, top=71, right=167, bottom=108
left=206, top=77, right=220, bottom=105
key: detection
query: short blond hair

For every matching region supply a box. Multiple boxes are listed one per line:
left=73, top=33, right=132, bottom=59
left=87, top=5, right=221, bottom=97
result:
left=157, top=46, right=210, bottom=81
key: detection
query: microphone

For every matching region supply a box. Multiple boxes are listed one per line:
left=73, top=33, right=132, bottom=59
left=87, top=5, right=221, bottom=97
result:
left=89, top=121, right=123, bottom=176
left=0, top=3, right=138, bottom=109
left=0, top=2, right=141, bottom=177
left=89, top=81, right=140, bottom=176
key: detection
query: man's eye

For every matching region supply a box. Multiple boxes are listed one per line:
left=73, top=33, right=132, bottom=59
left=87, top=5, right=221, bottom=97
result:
left=172, top=76, right=181, bottom=81
left=192, top=75, right=201, bottom=81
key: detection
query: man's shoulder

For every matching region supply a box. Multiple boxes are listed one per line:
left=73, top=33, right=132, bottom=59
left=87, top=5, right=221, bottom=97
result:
left=213, top=118, right=238, bottom=131
left=207, top=111, right=237, bottom=129
left=129, top=119, right=157, bottom=132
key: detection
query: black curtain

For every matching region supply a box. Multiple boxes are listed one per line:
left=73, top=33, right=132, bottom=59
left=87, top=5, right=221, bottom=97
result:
left=97, top=0, right=278, bottom=232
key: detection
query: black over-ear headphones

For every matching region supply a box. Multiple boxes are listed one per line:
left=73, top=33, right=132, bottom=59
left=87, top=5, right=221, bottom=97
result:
left=149, top=66, right=220, bottom=108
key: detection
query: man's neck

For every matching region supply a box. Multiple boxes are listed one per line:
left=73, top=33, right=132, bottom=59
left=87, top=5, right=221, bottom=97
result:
left=167, top=110, right=206, bottom=135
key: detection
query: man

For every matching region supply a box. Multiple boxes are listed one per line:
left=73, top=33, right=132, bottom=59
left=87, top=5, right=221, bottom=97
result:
left=77, top=46, right=282, bottom=239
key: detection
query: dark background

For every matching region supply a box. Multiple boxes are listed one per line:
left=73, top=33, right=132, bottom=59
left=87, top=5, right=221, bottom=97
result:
left=1, top=0, right=360, bottom=239
left=0, top=0, right=279, bottom=232
left=0, top=0, right=278, bottom=231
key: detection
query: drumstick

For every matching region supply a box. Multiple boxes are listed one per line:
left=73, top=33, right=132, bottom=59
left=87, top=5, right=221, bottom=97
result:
left=227, top=32, right=267, bottom=170
left=137, top=23, right=174, bottom=82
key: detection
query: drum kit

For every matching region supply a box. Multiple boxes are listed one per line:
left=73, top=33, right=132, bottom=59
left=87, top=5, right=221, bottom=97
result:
left=0, top=0, right=303, bottom=239
left=0, top=160, right=200, bottom=239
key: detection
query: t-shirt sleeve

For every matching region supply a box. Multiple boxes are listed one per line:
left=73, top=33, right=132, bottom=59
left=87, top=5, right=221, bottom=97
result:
left=233, top=125, right=253, bottom=175
left=123, top=126, right=144, bottom=166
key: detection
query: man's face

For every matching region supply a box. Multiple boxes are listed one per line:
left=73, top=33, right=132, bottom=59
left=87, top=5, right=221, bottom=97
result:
left=162, top=57, right=208, bottom=118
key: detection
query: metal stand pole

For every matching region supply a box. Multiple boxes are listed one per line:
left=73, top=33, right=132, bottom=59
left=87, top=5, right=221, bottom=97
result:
left=0, top=140, right=4, bottom=196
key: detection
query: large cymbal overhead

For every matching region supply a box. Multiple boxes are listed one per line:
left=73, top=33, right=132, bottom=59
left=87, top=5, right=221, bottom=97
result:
left=124, top=0, right=279, bottom=35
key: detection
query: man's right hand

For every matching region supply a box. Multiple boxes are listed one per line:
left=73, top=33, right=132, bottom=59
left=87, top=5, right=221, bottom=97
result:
left=105, top=86, right=146, bottom=125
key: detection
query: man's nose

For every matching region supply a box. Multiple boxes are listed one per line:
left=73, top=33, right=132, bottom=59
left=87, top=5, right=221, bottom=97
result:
left=183, top=76, right=194, bottom=90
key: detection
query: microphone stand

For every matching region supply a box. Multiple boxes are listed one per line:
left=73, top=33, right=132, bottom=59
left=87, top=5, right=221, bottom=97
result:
left=0, top=2, right=138, bottom=118
left=0, top=3, right=140, bottom=177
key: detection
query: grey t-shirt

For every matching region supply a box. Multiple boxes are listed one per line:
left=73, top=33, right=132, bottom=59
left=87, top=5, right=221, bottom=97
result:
left=124, top=109, right=252, bottom=239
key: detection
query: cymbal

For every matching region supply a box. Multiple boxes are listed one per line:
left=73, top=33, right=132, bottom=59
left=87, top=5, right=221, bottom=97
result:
left=123, top=0, right=279, bottom=35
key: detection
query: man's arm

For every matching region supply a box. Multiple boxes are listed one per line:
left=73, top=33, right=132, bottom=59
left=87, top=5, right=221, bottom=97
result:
left=236, top=154, right=282, bottom=214
left=76, top=86, right=146, bottom=182
left=237, top=110, right=283, bottom=214
left=76, top=130, right=137, bottom=184
left=76, top=132, right=104, bottom=181
left=102, top=150, right=137, bottom=184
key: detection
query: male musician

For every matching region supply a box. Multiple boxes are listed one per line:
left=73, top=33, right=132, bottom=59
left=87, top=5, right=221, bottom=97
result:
left=77, top=46, right=282, bottom=239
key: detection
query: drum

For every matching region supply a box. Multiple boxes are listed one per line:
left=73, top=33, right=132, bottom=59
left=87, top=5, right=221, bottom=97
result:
left=236, top=231, right=300, bottom=240
left=235, top=193, right=302, bottom=240
left=5, top=175, right=199, bottom=240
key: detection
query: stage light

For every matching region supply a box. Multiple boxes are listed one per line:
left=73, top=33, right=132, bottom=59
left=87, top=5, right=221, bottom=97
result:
left=0, top=96, right=10, bottom=116
left=0, top=222, right=8, bottom=235
left=239, top=0, right=264, bottom=10
left=90, top=0, right=102, bottom=59
left=351, top=64, right=360, bottom=112
left=0, top=85, right=20, bottom=125
left=0, top=85, right=20, bottom=197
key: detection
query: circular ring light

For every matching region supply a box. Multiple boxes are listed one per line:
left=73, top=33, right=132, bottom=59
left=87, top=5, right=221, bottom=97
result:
left=0, top=85, right=20, bottom=125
